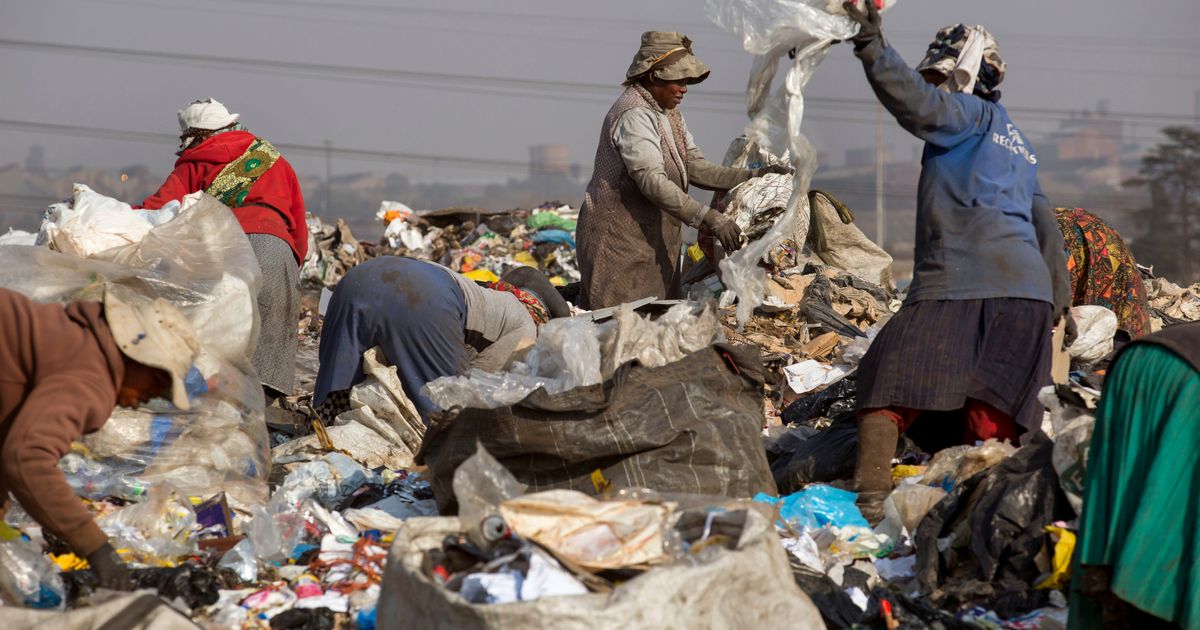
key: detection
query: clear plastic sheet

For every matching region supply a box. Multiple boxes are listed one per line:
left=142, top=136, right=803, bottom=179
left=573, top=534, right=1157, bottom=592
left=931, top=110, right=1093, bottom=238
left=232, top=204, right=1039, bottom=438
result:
left=706, top=0, right=896, bottom=328
left=96, top=483, right=200, bottom=563
left=423, top=303, right=720, bottom=410
left=0, top=191, right=270, bottom=509
left=453, top=444, right=526, bottom=548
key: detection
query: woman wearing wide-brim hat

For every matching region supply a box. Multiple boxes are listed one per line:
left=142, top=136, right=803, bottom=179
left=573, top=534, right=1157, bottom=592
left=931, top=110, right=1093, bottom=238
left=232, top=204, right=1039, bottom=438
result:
left=575, top=31, right=792, bottom=310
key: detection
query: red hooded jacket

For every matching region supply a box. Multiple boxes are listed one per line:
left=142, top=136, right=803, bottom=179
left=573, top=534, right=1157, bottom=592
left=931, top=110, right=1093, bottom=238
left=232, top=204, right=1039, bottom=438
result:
left=140, top=130, right=308, bottom=263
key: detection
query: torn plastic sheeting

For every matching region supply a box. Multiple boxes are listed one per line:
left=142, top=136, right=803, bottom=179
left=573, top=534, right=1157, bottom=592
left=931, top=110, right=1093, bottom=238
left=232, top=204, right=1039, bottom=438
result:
left=770, top=418, right=859, bottom=494
left=453, top=444, right=527, bottom=549
left=921, top=439, right=1016, bottom=492
left=878, top=484, right=947, bottom=542
left=707, top=0, right=889, bottom=328
left=1038, top=385, right=1098, bottom=514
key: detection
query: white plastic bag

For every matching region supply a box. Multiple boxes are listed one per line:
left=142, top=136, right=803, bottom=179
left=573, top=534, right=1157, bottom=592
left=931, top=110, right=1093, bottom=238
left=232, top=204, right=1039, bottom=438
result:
left=1068, top=305, right=1118, bottom=364
left=38, top=184, right=179, bottom=258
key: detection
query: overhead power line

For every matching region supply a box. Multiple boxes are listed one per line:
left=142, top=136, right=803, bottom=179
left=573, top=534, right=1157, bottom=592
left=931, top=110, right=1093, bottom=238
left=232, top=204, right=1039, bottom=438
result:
left=0, top=118, right=590, bottom=174
left=0, top=38, right=1195, bottom=127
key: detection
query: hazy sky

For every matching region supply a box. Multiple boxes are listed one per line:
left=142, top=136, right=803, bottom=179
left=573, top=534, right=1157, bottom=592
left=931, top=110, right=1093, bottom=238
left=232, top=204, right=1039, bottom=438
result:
left=1, top=0, right=1197, bottom=187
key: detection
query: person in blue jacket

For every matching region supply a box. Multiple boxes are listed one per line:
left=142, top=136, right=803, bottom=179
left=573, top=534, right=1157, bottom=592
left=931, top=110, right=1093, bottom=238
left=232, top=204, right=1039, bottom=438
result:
left=841, top=2, right=1072, bottom=521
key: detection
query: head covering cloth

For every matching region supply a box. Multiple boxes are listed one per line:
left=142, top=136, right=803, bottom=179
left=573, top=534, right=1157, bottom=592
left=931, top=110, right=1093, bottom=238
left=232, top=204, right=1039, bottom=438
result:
left=916, top=24, right=1005, bottom=100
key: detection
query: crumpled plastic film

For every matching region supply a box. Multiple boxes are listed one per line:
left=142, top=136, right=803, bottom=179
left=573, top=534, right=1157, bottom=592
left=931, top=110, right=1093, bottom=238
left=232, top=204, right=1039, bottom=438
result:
left=1068, top=305, right=1119, bottom=364
left=423, top=303, right=720, bottom=411
left=0, top=535, right=64, bottom=610
left=707, top=0, right=896, bottom=328
left=97, top=483, right=200, bottom=564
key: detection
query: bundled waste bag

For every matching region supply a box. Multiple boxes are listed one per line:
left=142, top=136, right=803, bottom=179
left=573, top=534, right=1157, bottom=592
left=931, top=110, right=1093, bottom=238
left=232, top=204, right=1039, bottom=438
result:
left=376, top=509, right=825, bottom=629
left=0, top=191, right=269, bottom=509
left=706, top=0, right=898, bottom=326
left=914, top=434, right=1075, bottom=616
left=769, top=415, right=859, bottom=493
left=419, top=344, right=776, bottom=514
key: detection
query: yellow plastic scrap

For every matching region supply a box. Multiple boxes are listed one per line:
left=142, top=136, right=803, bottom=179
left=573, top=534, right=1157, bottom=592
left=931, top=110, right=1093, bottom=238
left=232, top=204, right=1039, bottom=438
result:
left=1035, top=525, right=1076, bottom=590
left=513, top=251, right=538, bottom=267
left=52, top=553, right=89, bottom=572
left=891, top=465, right=926, bottom=483
left=590, top=469, right=613, bottom=494
left=463, top=269, right=500, bottom=283
left=549, top=276, right=567, bottom=287
left=0, top=522, right=23, bottom=542
left=687, top=243, right=705, bottom=262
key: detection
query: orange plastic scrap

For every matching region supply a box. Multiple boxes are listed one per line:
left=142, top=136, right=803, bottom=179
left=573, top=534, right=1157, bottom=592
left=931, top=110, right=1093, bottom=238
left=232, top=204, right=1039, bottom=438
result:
left=310, top=537, right=389, bottom=592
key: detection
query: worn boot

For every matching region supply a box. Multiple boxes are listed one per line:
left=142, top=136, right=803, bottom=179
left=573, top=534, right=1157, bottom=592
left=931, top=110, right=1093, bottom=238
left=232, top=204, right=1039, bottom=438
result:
left=854, top=412, right=899, bottom=525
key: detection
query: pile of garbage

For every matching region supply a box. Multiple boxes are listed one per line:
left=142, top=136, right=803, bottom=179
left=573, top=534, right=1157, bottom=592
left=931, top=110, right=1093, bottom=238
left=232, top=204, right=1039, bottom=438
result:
left=1144, top=275, right=1200, bottom=327
left=3, top=2, right=1198, bottom=626
left=0, top=175, right=1193, bottom=629
left=300, top=201, right=581, bottom=292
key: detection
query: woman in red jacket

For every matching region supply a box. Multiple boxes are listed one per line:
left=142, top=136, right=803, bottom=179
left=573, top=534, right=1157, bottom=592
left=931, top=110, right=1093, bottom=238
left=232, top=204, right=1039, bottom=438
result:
left=140, top=99, right=306, bottom=399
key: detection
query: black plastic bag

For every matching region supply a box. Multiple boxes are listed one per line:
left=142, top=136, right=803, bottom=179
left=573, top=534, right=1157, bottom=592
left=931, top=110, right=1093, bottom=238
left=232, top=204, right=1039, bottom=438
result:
left=781, top=376, right=858, bottom=426
left=770, top=415, right=860, bottom=494
left=914, top=432, right=1073, bottom=616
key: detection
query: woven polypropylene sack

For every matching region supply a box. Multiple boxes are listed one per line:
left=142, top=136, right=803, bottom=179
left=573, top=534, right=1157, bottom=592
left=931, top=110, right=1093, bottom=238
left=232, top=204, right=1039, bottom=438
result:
left=376, top=510, right=826, bottom=630
left=418, top=344, right=777, bottom=514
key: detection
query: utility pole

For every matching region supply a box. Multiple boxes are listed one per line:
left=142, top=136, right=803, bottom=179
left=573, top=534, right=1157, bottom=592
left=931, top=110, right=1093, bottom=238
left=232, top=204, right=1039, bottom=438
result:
left=875, top=103, right=886, bottom=249
left=324, top=139, right=332, bottom=215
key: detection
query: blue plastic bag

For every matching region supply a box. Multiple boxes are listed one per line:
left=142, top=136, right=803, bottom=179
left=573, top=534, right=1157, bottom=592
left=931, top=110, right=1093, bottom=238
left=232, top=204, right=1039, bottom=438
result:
left=531, top=229, right=576, bottom=248
left=754, top=484, right=869, bottom=530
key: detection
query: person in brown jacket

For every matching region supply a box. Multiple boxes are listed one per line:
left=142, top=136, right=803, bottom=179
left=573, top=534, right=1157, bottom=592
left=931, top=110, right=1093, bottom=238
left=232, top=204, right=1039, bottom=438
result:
left=0, top=283, right=199, bottom=590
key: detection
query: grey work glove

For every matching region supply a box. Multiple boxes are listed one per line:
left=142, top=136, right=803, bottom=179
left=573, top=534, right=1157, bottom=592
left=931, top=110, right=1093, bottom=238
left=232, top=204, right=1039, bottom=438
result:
left=87, top=543, right=133, bottom=591
left=1062, top=313, right=1079, bottom=348
left=752, top=164, right=795, bottom=178
left=702, top=208, right=745, bottom=253
left=843, top=1, right=883, bottom=50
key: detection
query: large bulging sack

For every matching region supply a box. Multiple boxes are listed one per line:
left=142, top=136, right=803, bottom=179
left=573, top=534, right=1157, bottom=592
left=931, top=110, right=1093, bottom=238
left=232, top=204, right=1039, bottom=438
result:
left=376, top=510, right=826, bottom=630
left=419, top=344, right=777, bottom=514
left=0, top=191, right=269, bottom=509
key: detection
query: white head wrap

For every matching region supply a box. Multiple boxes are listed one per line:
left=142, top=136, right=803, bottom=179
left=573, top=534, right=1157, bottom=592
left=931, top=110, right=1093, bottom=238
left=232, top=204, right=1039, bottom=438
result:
left=177, top=98, right=240, bottom=133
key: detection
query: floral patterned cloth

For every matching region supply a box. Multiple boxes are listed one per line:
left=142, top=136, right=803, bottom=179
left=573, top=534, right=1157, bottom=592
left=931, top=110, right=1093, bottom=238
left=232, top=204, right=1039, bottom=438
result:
left=1054, top=207, right=1151, bottom=338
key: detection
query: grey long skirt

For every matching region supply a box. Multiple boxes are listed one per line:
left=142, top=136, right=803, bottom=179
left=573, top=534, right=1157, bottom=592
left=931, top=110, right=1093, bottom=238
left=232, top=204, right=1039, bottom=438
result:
left=247, top=234, right=299, bottom=397
left=854, top=298, right=1053, bottom=434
